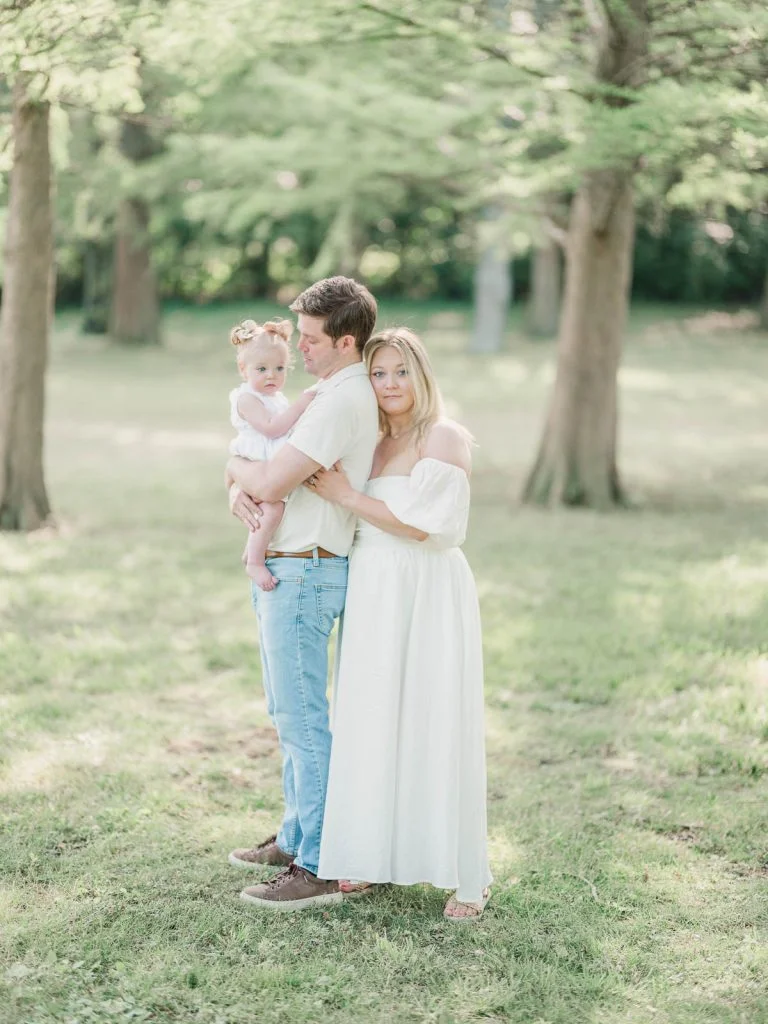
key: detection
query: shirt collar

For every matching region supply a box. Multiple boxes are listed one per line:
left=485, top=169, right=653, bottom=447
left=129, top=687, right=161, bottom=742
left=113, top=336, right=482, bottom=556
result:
left=314, top=361, right=368, bottom=394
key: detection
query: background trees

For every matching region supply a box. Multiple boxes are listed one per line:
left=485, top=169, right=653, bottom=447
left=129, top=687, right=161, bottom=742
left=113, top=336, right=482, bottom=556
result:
left=1, top=0, right=767, bottom=529
left=0, top=0, right=140, bottom=529
left=0, top=76, right=53, bottom=529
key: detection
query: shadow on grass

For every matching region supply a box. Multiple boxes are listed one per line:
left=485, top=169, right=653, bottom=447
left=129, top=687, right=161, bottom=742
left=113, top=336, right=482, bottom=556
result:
left=473, top=496, right=768, bottom=1022
left=2, top=305, right=768, bottom=1022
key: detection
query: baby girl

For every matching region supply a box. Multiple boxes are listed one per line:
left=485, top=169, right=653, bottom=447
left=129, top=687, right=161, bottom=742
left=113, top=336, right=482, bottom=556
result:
left=229, top=318, right=314, bottom=590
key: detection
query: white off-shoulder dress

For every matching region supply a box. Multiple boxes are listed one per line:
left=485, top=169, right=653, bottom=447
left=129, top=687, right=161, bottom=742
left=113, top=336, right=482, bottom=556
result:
left=318, top=457, right=492, bottom=903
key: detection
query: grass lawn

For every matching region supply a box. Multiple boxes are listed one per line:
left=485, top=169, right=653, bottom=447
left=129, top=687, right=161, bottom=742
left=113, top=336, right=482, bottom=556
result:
left=1, top=302, right=767, bottom=1024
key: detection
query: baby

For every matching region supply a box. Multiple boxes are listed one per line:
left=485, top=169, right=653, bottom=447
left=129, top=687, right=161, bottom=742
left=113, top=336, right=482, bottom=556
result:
left=229, top=318, right=314, bottom=590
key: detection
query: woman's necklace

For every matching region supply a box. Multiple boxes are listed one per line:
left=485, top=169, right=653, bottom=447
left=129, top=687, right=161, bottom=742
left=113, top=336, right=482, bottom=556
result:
left=388, top=424, right=416, bottom=441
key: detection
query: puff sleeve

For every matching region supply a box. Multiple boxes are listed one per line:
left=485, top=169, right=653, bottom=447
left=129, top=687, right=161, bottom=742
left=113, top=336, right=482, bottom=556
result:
left=383, top=457, right=470, bottom=549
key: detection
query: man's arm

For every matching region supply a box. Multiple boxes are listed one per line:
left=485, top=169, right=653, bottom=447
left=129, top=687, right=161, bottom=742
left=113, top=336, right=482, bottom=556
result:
left=226, top=387, right=353, bottom=530
left=228, top=443, right=322, bottom=503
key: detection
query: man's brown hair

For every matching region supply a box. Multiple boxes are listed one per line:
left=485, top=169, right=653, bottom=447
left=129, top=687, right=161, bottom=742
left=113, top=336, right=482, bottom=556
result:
left=290, top=276, right=377, bottom=354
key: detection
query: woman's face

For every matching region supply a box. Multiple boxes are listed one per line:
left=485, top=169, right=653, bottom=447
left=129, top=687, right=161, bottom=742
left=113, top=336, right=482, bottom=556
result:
left=370, top=345, right=415, bottom=419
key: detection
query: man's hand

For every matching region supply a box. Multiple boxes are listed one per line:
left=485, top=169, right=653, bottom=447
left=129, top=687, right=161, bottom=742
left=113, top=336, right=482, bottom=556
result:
left=229, top=483, right=263, bottom=532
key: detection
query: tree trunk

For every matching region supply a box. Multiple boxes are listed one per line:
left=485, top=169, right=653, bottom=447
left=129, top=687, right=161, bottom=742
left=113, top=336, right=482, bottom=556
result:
left=109, top=196, right=160, bottom=345
left=0, top=80, right=54, bottom=531
left=470, top=229, right=511, bottom=353
left=70, top=112, right=112, bottom=334
left=522, top=0, right=648, bottom=509
left=526, top=237, right=561, bottom=338
left=310, top=199, right=361, bottom=280
left=109, top=114, right=162, bottom=345
left=470, top=0, right=512, bottom=353
left=522, top=172, right=635, bottom=508
left=760, top=266, right=768, bottom=331
left=82, top=239, right=112, bottom=334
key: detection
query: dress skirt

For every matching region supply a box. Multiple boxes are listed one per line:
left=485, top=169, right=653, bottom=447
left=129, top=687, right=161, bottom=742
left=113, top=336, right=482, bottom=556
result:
left=318, top=464, right=491, bottom=902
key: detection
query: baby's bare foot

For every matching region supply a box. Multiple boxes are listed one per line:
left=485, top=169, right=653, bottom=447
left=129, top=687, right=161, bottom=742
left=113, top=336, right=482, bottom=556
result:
left=248, top=564, right=278, bottom=591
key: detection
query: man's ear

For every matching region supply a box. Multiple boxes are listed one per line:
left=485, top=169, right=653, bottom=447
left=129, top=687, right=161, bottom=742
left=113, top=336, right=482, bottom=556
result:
left=336, top=333, right=357, bottom=356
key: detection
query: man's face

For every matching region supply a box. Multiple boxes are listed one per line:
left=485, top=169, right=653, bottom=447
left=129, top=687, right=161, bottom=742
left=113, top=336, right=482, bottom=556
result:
left=296, top=314, right=342, bottom=379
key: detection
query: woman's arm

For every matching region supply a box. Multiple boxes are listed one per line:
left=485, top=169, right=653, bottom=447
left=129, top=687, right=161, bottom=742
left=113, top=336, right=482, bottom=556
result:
left=307, top=465, right=428, bottom=541
left=237, top=390, right=315, bottom=440
left=342, top=490, right=428, bottom=541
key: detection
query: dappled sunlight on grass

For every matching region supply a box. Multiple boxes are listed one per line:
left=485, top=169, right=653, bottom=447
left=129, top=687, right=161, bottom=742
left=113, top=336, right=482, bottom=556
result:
left=680, top=309, right=759, bottom=335
left=618, top=366, right=677, bottom=393
left=59, top=422, right=230, bottom=452
left=486, top=830, right=526, bottom=879
left=484, top=358, right=535, bottom=387
left=0, top=527, right=75, bottom=576
left=682, top=553, right=768, bottom=592
left=1, top=729, right=118, bottom=794
left=637, top=306, right=760, bottom=342
left=1, top=303, right=767, bottom=1023
left=612, top=586, right=664, bottom=630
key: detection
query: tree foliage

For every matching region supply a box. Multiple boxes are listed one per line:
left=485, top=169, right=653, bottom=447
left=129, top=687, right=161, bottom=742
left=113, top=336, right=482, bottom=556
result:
left=0, top=0, right=145, bottom=530
left=1, top=0, right=767, bottom=527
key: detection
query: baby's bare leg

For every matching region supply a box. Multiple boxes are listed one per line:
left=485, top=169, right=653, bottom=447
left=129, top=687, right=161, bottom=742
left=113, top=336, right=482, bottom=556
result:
left=244, top=501, right=285, bottom=591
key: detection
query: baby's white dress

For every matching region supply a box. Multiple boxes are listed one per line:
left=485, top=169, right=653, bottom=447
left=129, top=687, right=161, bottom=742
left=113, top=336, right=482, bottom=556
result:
left=229, top=383, right=290, bottom=460
left=318, top=457, right=492, bottom=903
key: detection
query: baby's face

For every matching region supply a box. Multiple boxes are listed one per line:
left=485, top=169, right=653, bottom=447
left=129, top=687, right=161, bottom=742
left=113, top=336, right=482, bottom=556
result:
left=241, top=344, right=288, bottom=395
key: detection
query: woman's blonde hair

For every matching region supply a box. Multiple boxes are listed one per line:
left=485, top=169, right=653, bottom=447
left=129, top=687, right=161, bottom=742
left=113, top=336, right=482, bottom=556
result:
left=363, top=327, right=444, bottom=445
left=230, top=318, right=294, bottom=367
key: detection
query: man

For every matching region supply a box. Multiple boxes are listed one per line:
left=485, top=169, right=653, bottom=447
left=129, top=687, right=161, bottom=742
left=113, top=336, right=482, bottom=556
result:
left=226, top=276, right=379, bottom=910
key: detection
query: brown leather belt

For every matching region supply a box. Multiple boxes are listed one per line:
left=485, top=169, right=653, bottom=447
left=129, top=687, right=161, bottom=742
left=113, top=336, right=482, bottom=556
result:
left=265, top=547, right=339, bottom=559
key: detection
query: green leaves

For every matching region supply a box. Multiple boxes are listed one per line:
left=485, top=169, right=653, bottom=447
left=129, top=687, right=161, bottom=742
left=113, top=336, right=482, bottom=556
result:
left=5, top=0, right=766, bottom=301
left=0, top=0, right=144, bottom=110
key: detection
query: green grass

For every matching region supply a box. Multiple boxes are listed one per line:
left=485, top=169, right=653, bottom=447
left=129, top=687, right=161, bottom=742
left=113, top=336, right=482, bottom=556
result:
left=1, top=302, right=767, bottom=1024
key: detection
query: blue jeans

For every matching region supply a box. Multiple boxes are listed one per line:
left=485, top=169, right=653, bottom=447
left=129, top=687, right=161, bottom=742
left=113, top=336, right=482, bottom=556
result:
left=250, top=552, right=348, bottom=876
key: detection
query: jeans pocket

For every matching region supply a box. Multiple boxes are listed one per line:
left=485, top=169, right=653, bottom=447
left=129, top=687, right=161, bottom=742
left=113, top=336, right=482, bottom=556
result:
left=263, top=560, right=303, bottom=585
left=314, top=583, right=347, bottom=635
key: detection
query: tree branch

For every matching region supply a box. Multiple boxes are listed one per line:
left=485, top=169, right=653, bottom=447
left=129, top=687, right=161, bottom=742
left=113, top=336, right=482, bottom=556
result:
left=544, top=216, right=570, bottom=249
left=357, top=0, right=595, bottom=100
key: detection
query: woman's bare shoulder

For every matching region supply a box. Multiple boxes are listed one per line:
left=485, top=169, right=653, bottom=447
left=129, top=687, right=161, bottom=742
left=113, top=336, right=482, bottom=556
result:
left=422, top=419, right=472, bottom=472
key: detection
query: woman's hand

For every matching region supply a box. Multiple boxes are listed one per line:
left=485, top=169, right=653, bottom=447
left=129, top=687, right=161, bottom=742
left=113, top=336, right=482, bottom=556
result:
left=304, top=462, right=356, bottom=507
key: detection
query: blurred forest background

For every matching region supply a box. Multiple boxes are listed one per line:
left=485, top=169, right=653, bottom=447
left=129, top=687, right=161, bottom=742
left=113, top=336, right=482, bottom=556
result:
left=1, top=0, right=767, bottom=528
left=3, top=6, right=768, bottom=1022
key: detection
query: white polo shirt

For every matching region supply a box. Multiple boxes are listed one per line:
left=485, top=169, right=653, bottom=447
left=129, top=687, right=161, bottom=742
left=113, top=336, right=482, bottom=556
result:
left=269, top=362, right=379, bottom=556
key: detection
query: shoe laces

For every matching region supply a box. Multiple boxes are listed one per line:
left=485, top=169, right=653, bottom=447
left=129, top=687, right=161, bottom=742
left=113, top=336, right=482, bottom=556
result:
left=255, top=833, right=278, bottom=852
left=265, top=864, right=301, bottom=890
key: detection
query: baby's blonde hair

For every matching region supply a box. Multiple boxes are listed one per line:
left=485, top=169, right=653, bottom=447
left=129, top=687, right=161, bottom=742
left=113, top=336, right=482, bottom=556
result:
left=230, top=318, right=294, bottom=368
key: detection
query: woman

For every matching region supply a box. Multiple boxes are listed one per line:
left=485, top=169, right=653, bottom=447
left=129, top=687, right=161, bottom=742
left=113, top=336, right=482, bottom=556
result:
left=305, top=327, right=491, bottom=921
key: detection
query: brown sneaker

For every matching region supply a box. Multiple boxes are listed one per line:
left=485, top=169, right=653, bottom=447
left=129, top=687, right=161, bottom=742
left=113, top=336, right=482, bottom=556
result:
left=228, top=834, right=294, bottom=869
left=240, top=864, right=342, bottom=911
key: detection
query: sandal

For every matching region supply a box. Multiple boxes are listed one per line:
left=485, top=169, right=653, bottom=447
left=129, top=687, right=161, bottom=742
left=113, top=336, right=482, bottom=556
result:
left=443, top=888, right=491, bottom=922
left=339, top=880, right=376, bottom=898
